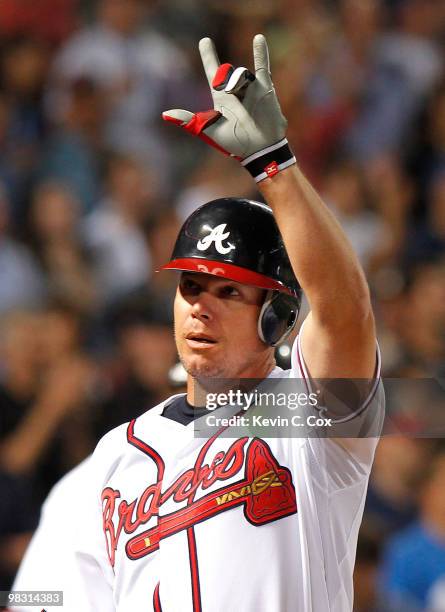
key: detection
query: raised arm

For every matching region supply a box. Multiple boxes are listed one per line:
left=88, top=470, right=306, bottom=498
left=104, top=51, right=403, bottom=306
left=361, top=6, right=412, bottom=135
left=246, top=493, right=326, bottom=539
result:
left=259, top=165, right=375, bottom=379
left=163, top=34, right=376, bottom=379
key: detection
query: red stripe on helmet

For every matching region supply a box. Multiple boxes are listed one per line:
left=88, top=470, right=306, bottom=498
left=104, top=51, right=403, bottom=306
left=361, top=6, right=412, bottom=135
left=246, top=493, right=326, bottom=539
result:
left=160, top=258, right=295, bottom=296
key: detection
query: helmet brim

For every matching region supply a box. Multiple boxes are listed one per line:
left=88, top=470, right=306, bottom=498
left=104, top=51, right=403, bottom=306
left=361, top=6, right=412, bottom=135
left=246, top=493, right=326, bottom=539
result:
left=161, top=257, right=296, bottom=297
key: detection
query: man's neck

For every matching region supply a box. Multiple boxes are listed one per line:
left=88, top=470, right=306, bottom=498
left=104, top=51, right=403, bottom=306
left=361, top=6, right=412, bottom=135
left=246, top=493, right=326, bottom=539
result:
left=186, top=362, right=276, bottom=407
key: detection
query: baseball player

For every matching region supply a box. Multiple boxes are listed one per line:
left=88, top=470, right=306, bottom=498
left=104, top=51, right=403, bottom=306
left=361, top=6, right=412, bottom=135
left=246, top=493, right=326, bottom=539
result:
left=10, top=35, right=383, bottom=612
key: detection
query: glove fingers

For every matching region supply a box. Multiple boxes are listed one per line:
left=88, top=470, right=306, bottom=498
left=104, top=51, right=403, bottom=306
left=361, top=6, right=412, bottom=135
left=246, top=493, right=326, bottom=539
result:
left=184, top=110, right=221, bottom=135
left=212, top=63, right=234, bottom=90
left=253, top=33, right=271, bottom=84
left=225, top=66, right=256, bottom=95
left=163, top=109, right=222, bottom=136
left=199, top=37, right=221, bottom=87
left=162, top=109, right=195, bottom=126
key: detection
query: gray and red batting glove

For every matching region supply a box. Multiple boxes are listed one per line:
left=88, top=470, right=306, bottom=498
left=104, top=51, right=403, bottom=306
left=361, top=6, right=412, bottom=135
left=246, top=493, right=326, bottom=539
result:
left=162, top=34, right=296, bottom=182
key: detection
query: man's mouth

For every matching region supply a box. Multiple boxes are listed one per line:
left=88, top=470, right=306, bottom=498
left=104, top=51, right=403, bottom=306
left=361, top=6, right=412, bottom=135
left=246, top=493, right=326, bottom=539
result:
left=186, top=333, right=217, bottom=347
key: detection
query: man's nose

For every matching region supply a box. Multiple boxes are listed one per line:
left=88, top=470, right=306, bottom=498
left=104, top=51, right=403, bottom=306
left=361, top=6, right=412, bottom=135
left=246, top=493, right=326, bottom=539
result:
left=191, top=292, right=216, bottom=321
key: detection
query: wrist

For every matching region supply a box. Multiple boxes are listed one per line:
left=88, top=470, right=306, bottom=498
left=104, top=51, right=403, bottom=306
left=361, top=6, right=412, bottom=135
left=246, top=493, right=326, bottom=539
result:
left=241, top=138, right=296, bottom=182
left=257, top=163, right=301, bottom=199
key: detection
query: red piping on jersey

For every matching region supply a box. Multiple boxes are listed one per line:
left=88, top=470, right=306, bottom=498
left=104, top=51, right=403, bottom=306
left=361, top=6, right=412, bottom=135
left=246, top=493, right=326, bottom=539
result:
left=153, top=582, right=162, bottom=612
left=180, top=424, right=229, bottom=612
left=187, top=528, right=202, bottom=612
left=295, top=339, right=310, bottom=396
left=127, top=419, right=165, bottom=479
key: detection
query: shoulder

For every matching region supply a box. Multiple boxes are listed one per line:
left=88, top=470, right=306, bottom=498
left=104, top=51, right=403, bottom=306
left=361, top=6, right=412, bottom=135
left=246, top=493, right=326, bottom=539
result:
left=42, top=456, right=93, bottom=515
left=90, top=394, right=183, bottom=480
left=92, top=421, right=129, bottom=465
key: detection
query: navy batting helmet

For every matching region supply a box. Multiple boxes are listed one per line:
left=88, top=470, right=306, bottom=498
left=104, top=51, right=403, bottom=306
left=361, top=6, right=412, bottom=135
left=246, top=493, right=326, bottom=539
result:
left=162, top=198, right=302, bottom=346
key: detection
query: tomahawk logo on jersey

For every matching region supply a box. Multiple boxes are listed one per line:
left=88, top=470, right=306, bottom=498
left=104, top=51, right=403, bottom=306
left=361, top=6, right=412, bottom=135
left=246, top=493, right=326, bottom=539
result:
left=102, top=431, right=297, bottom=566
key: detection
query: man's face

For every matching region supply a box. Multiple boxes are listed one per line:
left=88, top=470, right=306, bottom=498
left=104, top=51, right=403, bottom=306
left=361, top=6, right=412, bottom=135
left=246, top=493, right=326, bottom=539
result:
left=174, top=272, right=272, bottom=379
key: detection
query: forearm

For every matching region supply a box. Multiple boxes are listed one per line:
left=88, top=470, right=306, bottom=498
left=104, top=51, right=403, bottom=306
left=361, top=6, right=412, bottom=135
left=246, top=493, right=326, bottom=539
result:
left=259, top=164, right=373, bottom=330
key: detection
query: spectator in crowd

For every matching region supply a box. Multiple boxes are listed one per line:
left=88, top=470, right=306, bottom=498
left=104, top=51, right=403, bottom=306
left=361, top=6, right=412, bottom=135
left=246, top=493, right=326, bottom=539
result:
left=406, top=79, right=445, bottom=223
left=47, top=0, right=192, bottom=192
left=353, top=523, right=383, bottom=612
left=345, top=0, right=443, bottom=162
left=38, top=77, right=104, bottom=211
left=0, top=303, right=96, bottom=498
left=0, top=471, right=37, bottom=591
left=0, top=311, right=40, bottom=444
left=34, top=300, right=98, bottom=473
left=174, top=151, right=256, bottom=221
left=29, top=180, right=98, bottom=314
left=0, top=0, right=78, bottom=46
left=405, top=171, right=445, bottom=265
left=376, top=0, right=443, bottom=104
left=363, top=155, right=414, bottom=279
left=146, top=210, right=181, bottom=303
left=365, top=437, right=434, bottom=536
left=0, top=311, right=43, bottom=588
left=0, top=37, right=49, bottom=217
left=321, top=157, right=389, bottom=271
left=83, top=153, right=155, bottom=306
left=293, top=0, right=381, bottom=180
left=395, top=259, right=445, bottom=376
left=0, top=185, right=45, bottom=314
left=93, top=291, right=176, bottom=439
left=379, top=451, right=445, bottom=610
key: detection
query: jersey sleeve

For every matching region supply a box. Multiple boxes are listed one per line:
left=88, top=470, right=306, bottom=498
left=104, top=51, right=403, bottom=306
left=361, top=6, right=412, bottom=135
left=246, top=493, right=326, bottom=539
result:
left=289, top=318, right=385, bottom=491
left=10, top=431, right=123, bottom=612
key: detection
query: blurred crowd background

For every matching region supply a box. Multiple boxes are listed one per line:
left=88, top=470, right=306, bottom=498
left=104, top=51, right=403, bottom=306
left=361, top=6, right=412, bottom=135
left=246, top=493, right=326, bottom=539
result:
left=0, top=0, right=444, bottom=610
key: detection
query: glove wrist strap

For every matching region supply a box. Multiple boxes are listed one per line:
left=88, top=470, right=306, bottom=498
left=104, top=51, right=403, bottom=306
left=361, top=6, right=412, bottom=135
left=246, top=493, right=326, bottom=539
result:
left=241, top=138, right=296, bottom=182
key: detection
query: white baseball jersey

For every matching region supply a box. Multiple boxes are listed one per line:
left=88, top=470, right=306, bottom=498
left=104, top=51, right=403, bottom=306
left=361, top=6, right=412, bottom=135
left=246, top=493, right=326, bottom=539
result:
left=10, top=329, right=384, bottom=612
left=10, top=458, right=115, bottom=612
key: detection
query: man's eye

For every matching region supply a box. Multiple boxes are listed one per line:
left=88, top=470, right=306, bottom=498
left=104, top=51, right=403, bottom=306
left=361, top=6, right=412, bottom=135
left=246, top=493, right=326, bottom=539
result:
left=182, top=279, right=200, bottom=292
left=221, top=286, right=240, bottom=297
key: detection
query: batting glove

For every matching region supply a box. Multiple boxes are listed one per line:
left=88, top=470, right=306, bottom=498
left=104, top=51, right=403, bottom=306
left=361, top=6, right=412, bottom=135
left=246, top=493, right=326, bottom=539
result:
left=162, top=34, right=296, bottom=182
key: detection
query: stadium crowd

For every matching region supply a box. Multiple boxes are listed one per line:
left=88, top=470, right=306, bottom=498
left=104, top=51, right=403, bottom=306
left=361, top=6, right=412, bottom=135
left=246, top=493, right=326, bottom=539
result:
left=0, top=0, right=444, bottom=610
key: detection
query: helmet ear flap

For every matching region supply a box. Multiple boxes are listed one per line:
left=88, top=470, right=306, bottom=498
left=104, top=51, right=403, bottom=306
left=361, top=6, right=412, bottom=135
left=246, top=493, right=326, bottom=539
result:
left=258, top=291, right=300, bottom=347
